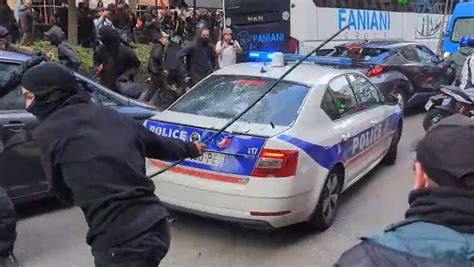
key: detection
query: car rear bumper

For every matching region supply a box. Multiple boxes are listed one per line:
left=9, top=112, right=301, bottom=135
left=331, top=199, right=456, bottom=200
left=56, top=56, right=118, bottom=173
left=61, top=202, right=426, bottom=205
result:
left=155, top=179, right=314, bottom=229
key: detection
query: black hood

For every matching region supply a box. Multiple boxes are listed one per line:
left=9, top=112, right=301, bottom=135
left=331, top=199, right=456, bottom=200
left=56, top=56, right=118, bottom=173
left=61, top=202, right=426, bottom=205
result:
left=21, top=62, right=90, bottom=121
left=98, top=26, right=120, bottom=47
left=45, top=25, right=66, bottom=46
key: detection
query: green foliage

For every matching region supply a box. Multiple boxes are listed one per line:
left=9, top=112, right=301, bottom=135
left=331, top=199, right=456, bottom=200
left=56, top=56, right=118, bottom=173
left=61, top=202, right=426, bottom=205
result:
left=398, top=0, right=409, bottom=6
left=22, top=41, right=153, bottom=81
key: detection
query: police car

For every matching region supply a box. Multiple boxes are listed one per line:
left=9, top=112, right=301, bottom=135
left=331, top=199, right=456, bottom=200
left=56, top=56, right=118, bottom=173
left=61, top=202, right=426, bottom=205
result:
left=145, top=52, right=403, bottom=230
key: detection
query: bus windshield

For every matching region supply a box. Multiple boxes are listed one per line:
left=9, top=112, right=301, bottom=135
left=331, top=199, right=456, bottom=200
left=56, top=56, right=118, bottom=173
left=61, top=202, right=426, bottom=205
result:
left=452, top=18, right=474, bottom=43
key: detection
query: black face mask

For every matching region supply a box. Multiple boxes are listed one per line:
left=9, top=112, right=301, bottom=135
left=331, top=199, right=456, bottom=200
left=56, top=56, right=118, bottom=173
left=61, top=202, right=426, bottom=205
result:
left=26, top=98, right=60, bottom=121
left=200, top=37, right=209, bottom=46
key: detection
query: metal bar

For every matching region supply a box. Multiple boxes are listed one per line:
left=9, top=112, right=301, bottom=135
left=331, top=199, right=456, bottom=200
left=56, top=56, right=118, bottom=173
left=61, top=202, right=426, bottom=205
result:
left=148, top=24, right=351, bottom=179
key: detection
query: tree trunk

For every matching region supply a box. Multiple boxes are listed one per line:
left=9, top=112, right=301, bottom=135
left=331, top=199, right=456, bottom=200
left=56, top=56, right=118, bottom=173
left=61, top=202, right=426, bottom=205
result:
left=129, top=0, right=137, bottom=14
left=68, top=0, right=78, bottom=44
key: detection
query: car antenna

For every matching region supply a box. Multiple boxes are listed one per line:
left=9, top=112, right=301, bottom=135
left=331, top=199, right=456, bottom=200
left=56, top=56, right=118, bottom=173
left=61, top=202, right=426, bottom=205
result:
left=148, top=25, right=351, bottom=179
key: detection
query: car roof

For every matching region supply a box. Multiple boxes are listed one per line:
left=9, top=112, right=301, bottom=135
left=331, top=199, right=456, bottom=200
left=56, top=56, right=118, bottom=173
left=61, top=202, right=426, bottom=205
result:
left=337, top=40, right=419, bottom=50
left=0, top=51, right=30, bottom=62
left=214, top=62, right=357, bottom=87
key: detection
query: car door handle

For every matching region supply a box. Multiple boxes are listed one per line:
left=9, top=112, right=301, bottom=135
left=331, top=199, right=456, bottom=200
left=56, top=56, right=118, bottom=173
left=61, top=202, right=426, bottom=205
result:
left=341, top=134, right=351, bottom=141
left=3, top=123, right=26, bottom=133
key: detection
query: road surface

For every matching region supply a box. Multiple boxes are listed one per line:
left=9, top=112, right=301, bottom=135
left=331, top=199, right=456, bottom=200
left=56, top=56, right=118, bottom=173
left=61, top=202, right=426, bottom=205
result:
left=14, top=112, right=425, bottom=267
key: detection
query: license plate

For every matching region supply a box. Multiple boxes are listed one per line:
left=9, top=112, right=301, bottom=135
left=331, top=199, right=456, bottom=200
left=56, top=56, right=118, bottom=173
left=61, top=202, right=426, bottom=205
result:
left=442, top=98, right=451, bottom=105
left=425, top=100, right=433, bottom=111
left=187, top=151, right=226, bottom=167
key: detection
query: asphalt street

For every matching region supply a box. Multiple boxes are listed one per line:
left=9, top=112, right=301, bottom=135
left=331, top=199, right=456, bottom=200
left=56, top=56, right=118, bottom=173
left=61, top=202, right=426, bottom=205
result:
left=14, top=112, right=425, bottom=267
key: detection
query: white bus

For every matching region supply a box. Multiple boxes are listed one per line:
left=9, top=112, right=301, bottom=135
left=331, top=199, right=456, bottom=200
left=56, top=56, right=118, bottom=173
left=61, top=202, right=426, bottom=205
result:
left=224, top=0, right=460, bottom=59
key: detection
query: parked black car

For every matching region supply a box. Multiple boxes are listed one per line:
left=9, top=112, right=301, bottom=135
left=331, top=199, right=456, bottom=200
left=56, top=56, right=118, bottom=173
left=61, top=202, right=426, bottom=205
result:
left=0, top=51, right=157, bottom=203
left=330, top=41, right=455, bottom=110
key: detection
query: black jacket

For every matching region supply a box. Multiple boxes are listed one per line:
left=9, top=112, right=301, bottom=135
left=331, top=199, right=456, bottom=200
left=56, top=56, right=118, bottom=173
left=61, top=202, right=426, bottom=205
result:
left=33, top=103, right=200, bottom=249
left=177, top=41, right=215, bottom=80
left=45, top=26, right=81, bottom=71
left=147, top=42, right=165, bottom=76
left=95, top=43, right=141, bottom=91
left=0, top=4, right=14, bottom=31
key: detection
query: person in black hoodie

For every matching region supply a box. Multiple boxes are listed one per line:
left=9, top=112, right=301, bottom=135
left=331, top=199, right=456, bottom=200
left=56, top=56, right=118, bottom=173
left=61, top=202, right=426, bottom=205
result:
left=20, top=62, right=205, bottom=267
left=95, top=26, right=140, bottom=92
left=44, top=25, right=81, bottom=71
left=145, top=31, right=177, bottom=107
left=177, top=28, right=215, bottom=86
left=0, top=54, right=47, bottom=267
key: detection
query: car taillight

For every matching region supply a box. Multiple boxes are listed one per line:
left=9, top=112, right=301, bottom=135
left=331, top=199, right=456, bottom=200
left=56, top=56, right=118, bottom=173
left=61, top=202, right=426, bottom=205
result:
left=252, top=149, right=299, bottom=178
left=287, top=37, right=299, bottom=54
left=367, top=65, right=385, bottom=77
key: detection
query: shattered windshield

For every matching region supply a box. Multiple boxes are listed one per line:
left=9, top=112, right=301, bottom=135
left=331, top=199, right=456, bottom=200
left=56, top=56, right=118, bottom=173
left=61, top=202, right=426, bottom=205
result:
left=169, top=75, right=310, bottom=127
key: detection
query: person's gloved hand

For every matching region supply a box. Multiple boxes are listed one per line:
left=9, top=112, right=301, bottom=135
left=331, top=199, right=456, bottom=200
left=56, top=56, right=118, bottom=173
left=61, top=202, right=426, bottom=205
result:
left=22, top=55, right=48, bottom=72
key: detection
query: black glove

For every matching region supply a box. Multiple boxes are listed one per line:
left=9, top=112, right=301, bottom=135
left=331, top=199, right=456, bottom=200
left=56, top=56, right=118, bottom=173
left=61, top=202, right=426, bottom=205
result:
left=22, top=55, right=48, bottom=72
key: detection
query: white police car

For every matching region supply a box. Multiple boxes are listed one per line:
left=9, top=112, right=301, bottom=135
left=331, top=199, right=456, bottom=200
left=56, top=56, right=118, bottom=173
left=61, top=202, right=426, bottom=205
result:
left=145, top=52, right=403, bottom=230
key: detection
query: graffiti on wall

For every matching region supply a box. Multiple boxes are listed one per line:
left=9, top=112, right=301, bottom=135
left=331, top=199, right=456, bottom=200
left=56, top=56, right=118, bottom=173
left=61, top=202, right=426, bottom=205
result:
left=415, top=0, right=444, bottom=37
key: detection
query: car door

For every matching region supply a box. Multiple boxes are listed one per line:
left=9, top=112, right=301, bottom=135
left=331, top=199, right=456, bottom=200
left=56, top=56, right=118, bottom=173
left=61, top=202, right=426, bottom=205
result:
left=413, top=45, right=453, bottom=90
left=396, top=45, right=430, bottom=91
left=0, top=62, right=48, bottom=200
left=321, top=75, right=372, bottom=182
left=347, top=74, right=390, bottom=165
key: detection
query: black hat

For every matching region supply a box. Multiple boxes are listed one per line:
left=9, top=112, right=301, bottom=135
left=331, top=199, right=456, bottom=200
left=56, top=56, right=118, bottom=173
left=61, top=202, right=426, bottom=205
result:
left=416, top=114, right=474, bottom=188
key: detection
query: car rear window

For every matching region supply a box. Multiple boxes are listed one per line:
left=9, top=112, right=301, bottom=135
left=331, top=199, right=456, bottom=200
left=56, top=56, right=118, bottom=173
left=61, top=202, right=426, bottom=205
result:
left=331, top=46, right=390, bottom=63
left=169, top=75, right=310, bottom=127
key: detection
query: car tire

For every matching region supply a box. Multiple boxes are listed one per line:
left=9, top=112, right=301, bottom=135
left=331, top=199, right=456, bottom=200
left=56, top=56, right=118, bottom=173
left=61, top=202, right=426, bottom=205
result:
left=306, top=168, right=342, bottom=230
left=382, top=122, right=402, bottom=165
left=423, top=109, right=452, bottom=131
left=392, top=87, right=407, bottom=111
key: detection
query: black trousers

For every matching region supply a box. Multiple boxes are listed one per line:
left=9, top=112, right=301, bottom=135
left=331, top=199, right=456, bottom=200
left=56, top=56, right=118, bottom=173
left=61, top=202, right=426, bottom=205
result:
left=92, top=219, right=170, bottom=267
left=0, top=186, right=16, bottom=257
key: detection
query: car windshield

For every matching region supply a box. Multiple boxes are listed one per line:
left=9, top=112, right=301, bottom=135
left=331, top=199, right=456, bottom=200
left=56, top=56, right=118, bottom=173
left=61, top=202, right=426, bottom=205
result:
left=452, top=17, right=474, bottom=42
left=331, top=46, right=390, bottom=63
left=169, top=75, right=310, bottom=127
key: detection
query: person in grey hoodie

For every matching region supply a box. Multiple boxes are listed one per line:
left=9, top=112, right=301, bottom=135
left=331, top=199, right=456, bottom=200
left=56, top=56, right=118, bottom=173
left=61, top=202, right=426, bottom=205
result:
left=18, top=0, right=34, bottom=46
left=44, top=25, right=81, bottom=72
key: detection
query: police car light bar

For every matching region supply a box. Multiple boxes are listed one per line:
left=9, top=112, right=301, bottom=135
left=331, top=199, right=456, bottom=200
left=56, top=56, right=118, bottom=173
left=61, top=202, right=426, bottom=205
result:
left=249, top=51, right=353, bottom=66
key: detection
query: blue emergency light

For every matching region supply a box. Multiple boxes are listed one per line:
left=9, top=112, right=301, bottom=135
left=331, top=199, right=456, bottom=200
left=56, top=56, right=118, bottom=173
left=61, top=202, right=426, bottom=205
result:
left=249, top=51, right=353, bottom=66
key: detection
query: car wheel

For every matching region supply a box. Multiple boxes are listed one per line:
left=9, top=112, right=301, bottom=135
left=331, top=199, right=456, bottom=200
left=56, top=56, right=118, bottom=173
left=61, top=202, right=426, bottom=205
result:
left=423, top=109, right=453, bottom=131
left=393, top=87, right=407, bottom=111
left=382, top=122, right=402, bottom=165
left=306, top=168, right=342, bottom=230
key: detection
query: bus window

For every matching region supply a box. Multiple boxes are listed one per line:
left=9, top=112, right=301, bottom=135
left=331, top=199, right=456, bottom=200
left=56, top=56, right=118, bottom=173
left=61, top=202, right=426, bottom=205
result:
left=452, top=18, right=474, bottom=43
left=314, top=0, right=454, bottom=13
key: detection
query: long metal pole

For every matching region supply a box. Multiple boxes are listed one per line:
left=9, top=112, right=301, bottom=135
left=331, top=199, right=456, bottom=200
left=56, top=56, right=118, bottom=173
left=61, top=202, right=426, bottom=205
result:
left=149, top=24, right=351, bottom=179
left=437, top=0, right=452, bottom=55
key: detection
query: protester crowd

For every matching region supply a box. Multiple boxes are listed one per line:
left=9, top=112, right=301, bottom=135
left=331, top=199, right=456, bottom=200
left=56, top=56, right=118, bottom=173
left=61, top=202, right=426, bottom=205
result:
left=0, top=0, right=242, bottom=108
left=6, top=1, right=474, bottom=267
